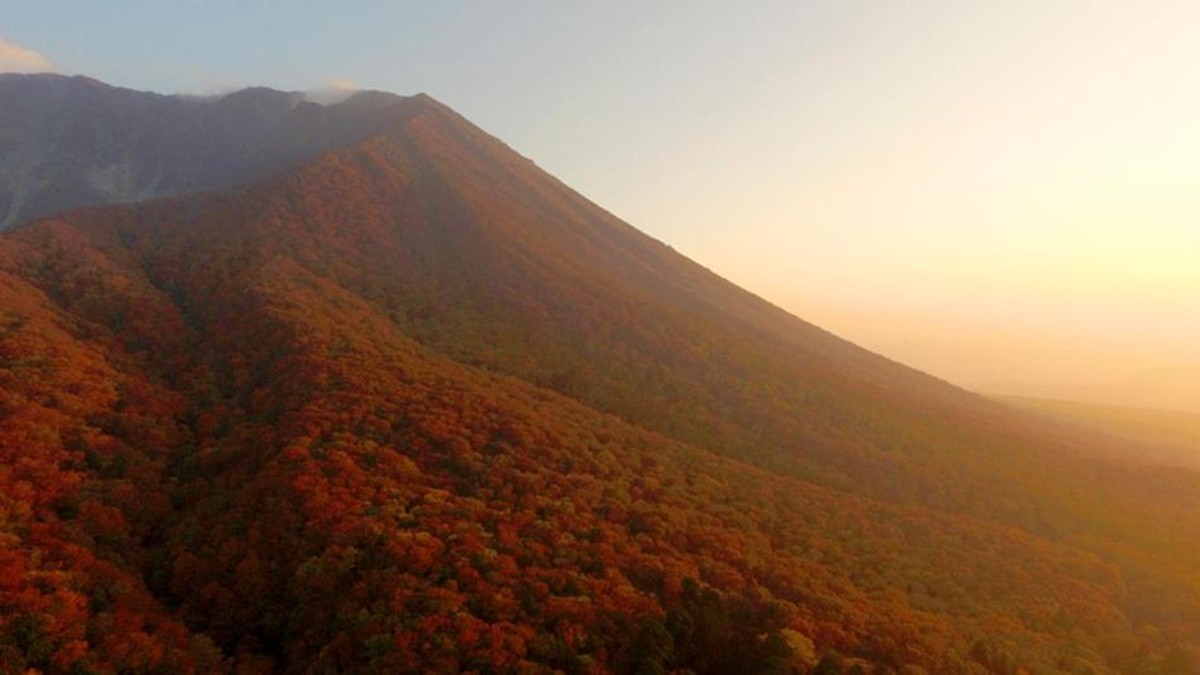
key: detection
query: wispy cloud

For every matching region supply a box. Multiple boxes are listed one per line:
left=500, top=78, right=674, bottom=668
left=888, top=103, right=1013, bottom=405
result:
left=304, top=78, right=363, bottom=104
left=0, top=38, right=54, bottom=74
left=183, top=70, right=249, bottom=99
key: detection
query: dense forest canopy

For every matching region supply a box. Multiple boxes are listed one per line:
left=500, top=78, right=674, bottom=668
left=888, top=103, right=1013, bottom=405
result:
left=1, top=76, right=1198, bottom=673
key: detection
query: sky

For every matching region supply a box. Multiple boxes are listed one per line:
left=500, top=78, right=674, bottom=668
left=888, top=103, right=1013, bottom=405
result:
left=4, top=1, right=1199, bottom=412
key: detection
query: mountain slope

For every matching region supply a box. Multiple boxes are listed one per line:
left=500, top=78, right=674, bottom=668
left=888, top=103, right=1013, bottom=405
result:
left=137, top=91, right=1200, bottom=572
left=2, top=82, right=1199, bottom=672
left=0, top=192, right=1172, bottom=674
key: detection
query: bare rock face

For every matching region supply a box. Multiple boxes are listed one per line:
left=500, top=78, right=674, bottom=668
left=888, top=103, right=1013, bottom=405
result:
left=0, top=73, right=424, bottom=230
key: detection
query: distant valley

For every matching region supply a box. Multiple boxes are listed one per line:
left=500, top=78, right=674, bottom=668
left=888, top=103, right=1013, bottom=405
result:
left=999, top=395, right=1200, bottom=471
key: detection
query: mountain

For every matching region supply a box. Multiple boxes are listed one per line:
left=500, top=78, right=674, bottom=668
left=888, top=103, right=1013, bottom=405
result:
left=0, top=73, right=421, bottom=231
left=2, top=78, right=1199, bottom=673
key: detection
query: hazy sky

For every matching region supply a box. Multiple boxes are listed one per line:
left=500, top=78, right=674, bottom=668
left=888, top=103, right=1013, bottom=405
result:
left=5, top=1, right=1199, bottom=411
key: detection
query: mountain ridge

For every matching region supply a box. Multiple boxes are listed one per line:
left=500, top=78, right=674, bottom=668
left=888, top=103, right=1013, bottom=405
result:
left=0, top=73, right=432, bottom=231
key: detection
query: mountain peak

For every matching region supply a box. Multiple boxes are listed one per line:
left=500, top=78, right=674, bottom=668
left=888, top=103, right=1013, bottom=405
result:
left=215, top=85, right=307, bottom=109
left=0, top=78, right=431, bottom=231
left=337, top=88, right=413, bottom=109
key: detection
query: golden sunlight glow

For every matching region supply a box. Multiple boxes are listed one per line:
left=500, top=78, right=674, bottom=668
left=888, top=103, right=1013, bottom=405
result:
left=642, top=1, right=1200, bottom=411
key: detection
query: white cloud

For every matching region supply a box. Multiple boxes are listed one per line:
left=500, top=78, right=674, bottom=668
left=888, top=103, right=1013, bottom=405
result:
left=184, top=70, right=249, bottom=99
left=0, top=38, right=54, bottom=74
left=304, top=78, right=363, bottom=105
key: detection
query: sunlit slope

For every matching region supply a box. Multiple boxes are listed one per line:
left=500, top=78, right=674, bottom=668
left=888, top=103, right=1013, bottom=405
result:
left=81, top=94, right=1200, bottom=626
left=118, top=93, right=1200, bottom=561
left=3, top=214, right=1168, bottom=671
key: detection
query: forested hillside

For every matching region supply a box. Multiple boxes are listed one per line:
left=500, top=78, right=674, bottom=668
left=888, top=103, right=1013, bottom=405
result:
left=1, top=86, right=1198, bottom=673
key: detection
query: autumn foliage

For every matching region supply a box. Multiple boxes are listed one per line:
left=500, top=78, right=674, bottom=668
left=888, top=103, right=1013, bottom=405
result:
left=1, top=96, right=1198, bottom=673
